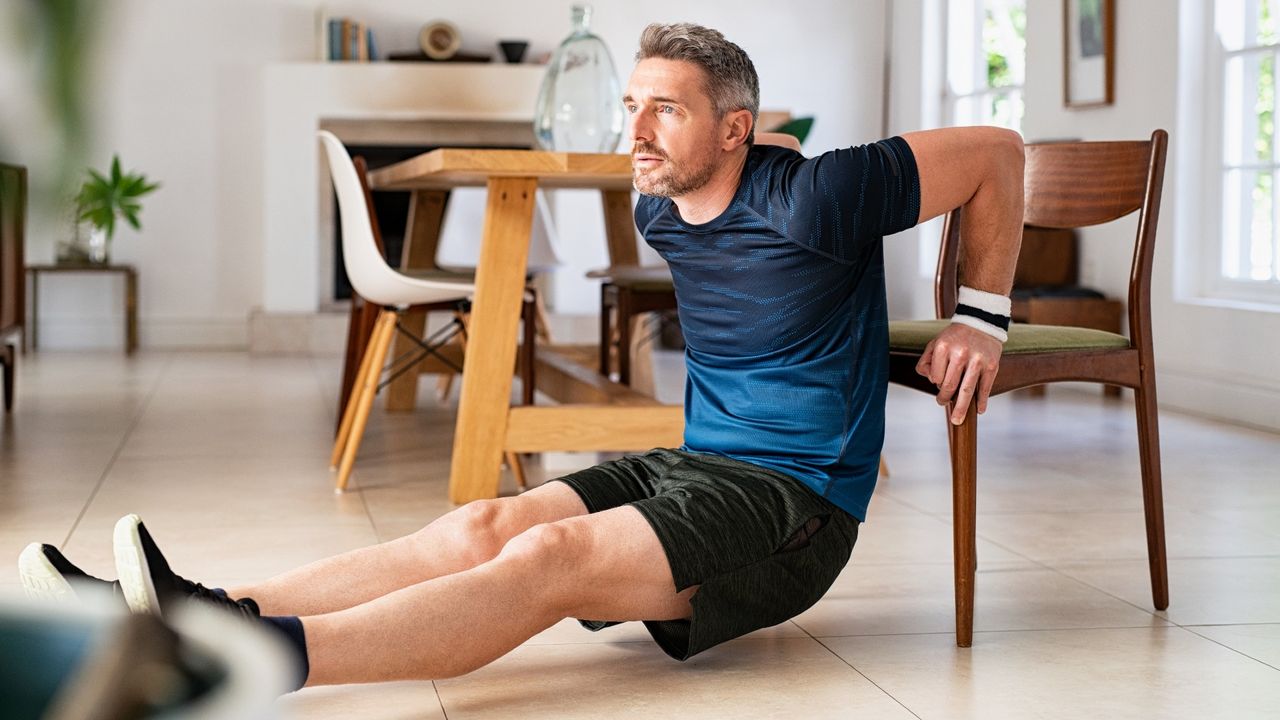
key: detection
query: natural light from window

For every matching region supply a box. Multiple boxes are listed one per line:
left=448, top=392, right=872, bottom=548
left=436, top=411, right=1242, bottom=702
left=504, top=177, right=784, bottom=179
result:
left=946, top=0, right=1026, bottom=132
left=1218, top=0, right=1280, bottom=288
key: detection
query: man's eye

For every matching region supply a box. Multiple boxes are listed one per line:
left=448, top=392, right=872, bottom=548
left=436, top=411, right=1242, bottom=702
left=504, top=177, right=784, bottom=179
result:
left=626, top=104, right=637, bottom=113
left=659, top=105, right=674, bottom=114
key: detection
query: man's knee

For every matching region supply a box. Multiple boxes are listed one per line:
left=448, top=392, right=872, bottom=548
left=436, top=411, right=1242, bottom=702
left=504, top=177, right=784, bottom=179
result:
left=413, top=498, right=509, bottom=565
left=496, top=519, right=591, bottom=578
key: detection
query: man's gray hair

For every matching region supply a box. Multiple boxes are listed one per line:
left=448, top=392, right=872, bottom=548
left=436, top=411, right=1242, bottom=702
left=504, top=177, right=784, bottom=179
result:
left=636, top=23, right=760, bottom=145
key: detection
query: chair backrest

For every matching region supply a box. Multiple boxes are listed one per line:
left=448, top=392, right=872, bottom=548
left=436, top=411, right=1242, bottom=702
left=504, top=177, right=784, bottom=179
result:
left=0, top=163, right=26, bottom=336
left=934, top=130, right=1168, bottom=348
left=318, top=130, right=421, bottom=305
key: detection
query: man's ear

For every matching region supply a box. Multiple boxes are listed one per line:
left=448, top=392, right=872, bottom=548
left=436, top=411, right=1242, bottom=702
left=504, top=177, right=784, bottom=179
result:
left=721, top=109, right=754, bottom=150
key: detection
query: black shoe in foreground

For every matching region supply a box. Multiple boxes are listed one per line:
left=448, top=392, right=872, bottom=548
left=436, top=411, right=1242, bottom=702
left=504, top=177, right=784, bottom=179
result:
left=112, top=514, right=260, bottom=620
left=18, top=543, right=122, bottom=603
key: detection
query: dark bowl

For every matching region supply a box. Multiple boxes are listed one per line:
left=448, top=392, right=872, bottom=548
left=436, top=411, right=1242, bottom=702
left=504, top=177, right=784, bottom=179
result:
left=498, top=40, right=529, bottom=64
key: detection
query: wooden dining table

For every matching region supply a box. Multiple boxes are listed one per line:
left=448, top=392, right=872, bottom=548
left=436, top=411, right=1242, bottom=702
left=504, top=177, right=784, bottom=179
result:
left=366, top=149, right=684, bottom=504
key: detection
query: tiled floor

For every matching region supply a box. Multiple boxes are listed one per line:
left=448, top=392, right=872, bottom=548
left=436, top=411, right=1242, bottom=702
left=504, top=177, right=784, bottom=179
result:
left=2, top=349, right=1279, bottom=719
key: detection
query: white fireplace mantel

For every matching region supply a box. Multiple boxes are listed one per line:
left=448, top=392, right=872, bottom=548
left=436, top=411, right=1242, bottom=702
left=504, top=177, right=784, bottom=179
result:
left=261, top=62, right=546, bottom=314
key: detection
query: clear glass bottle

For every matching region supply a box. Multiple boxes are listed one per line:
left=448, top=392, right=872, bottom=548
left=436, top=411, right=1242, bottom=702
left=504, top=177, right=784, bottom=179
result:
left=533, top=5, right=624, bottom=153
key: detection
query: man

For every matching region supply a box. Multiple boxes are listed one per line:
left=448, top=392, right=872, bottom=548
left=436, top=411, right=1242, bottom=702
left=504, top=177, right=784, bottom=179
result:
left=19, top=23, right=1022, bottom=688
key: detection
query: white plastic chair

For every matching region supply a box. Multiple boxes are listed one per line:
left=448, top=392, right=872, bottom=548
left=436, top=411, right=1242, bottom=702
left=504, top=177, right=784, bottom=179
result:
left=319, top=130, right=477, bottom=492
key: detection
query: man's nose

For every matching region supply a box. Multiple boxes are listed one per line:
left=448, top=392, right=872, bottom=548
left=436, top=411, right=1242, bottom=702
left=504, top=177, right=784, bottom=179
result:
left=629, top=112, right=653, bottom=143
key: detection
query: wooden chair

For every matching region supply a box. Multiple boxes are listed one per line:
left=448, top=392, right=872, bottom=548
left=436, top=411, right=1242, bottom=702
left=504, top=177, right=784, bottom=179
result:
left=885, top=130, right=1170, bottom=647
left=321, top=133, right=531, bottom=492
left=592, top=264, right=678, bottom=386
left=0, top=163, right=25, bottom=413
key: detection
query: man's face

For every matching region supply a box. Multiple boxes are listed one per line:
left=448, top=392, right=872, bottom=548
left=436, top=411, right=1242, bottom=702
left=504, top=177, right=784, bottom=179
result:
left=624, top=58, right=723, bottom=198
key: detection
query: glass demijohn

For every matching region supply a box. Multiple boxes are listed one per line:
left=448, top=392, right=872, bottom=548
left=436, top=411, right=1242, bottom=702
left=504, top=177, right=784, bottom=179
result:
left=533, top=5, right=624, bottom=153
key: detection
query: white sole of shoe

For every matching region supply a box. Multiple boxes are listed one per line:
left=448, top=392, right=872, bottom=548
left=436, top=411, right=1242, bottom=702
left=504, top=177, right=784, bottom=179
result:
left=18, top=543, right=77, bottom=602
left=113, top=514, right=163, bottom=617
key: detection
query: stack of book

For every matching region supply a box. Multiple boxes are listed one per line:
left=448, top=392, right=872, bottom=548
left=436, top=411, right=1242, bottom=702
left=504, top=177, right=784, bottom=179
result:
left=327, top=18, right=377, bottom=61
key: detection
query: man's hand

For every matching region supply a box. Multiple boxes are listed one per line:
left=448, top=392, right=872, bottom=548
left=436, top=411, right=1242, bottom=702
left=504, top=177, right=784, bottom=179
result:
left=915, top=324, right=1004, bottom=424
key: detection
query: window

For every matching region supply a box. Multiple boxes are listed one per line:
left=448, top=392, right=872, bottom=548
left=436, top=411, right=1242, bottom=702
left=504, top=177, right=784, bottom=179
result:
left=1214, top=0, right=1280, bottom=298
left=945, top=0, right=1026, bottom=132
left=922, top=0, right=1026, bottom=278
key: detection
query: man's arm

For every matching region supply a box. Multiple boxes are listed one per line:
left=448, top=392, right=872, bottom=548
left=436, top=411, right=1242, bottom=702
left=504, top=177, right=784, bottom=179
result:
left=900, top=126, right=1025, bottom=424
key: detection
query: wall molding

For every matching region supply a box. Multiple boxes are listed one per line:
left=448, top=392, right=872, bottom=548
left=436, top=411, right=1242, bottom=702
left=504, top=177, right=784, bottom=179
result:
left=1157, top=362, right=1280, bottom=433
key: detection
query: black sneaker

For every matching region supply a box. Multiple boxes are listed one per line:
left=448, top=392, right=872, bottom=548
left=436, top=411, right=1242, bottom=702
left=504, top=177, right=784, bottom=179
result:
left=18, top=543, right=123, bottom=603
left=112, top=514, right=260, bottom=620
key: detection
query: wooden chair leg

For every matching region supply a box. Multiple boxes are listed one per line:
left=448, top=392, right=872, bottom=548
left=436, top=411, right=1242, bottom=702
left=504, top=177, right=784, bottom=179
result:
left=336, top=298, right=378, bottom=435
left=532, top=287, right=553, bottom=344
left=617, top=286, right=633, bottom=386
left=1, top=344, right=13, bottom=413
left=948, top=402, right=978, bottom=648
left=878, top=456, right=889, bottom=477
left=335, top=310, right=397, bottom=492
left=521, top=292, right=537, bottom=406
left=331, top=307, right=386, bottom=468
left=1135, top=375, right=1170, bottom=610
left=505, top=451, right=528, bottom=492
left=599, top=284, right=613, bottom=377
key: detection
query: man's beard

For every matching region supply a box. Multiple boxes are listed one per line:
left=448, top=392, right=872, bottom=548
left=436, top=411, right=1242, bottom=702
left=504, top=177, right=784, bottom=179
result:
left=631, top=142, right=718, bottom=198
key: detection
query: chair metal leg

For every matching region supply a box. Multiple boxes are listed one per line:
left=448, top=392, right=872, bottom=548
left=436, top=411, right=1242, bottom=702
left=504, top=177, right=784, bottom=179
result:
left=948, top=402, right=978, bottom=648
left=1134, top=375, right=1170, bottom=610
left=335, top=310, right=397, bottom=492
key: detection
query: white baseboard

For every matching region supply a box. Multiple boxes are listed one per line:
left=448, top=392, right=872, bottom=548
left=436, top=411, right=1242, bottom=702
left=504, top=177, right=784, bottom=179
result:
left=28, top=317, right=248, bottom=350
left=1158, top=363, right=1280, bottom=433
left=248, top=310, right=348, bottom=356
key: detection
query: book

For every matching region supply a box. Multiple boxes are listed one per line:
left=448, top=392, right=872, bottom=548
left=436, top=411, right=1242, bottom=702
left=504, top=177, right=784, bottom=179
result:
left=327, top=18, right=341, bottom=61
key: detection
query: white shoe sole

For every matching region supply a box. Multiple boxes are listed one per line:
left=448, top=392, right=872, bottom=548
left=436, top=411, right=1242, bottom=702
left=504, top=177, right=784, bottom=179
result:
left=18, top=543, right=77, bottom=602
left=113, top=514, right=163, bottom=617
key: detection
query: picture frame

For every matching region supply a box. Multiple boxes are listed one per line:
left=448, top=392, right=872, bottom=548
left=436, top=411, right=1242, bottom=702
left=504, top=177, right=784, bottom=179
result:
left=1063, top=0, right=1115, bottom=108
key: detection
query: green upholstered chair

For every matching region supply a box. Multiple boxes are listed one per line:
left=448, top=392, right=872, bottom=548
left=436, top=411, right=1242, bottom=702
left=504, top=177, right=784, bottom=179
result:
left=886, top=130, right=1170, bottom=647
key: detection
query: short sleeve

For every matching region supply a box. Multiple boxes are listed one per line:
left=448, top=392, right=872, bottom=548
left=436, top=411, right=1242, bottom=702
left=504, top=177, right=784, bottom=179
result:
left=777, top=136, right=921, bottom=263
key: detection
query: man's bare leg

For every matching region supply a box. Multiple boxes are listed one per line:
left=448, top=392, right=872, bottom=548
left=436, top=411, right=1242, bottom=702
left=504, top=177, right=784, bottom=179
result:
left=225, top=482, right=588, bottom=617
left=304, top=504, right=692, bottom=685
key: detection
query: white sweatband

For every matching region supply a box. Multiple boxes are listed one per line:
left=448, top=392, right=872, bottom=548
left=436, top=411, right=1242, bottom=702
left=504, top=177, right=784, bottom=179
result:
left=951, top=285, right=1012, bottom=343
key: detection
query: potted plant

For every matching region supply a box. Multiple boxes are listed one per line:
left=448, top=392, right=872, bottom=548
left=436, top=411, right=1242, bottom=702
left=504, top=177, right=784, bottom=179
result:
left=68, top=155, right=159, bottom=264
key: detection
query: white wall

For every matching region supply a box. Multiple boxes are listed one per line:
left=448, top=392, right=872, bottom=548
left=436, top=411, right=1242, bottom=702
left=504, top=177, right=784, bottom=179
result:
left=1, top=0, right=890, bottom=350
left=1021, top=0, right=1280, bottom=432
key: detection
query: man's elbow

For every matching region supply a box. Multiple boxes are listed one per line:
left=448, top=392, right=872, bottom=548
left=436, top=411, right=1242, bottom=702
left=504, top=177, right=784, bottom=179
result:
left=989, top=127, right=1024, bottom=178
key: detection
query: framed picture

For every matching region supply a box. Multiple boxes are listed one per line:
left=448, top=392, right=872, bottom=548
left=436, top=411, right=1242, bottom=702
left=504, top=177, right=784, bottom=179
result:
left=1063, top=0, right=1115, bottom=107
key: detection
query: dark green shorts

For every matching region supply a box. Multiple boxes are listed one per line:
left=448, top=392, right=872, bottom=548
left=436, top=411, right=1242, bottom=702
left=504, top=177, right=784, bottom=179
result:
left=553, top=448, right=859, bottom=661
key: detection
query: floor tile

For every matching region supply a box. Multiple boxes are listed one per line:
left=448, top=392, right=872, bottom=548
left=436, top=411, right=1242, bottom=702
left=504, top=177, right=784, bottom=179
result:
left=436, top=636, right=915, bottom=719
left=1188, top=623, right=1280, bottom=669
left=1054, top=557, right=1280, bottom=626
left=795, top=561, right=1166, bottom=637
left=824, top=626, right=1280, bottom=720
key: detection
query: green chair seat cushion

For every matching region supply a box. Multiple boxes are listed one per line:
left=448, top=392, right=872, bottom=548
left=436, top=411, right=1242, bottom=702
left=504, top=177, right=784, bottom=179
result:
left=888, top=319, right=1131, bottom=355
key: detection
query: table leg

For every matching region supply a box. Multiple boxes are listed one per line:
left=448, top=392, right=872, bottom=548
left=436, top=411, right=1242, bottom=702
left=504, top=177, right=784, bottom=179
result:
left=448, top=177, right=537, bottom=504
left=125, top=269, right=138, bottom=355
left=386, top=189, right=450, bottom=411
left=600, top=190, right=640, bottom=266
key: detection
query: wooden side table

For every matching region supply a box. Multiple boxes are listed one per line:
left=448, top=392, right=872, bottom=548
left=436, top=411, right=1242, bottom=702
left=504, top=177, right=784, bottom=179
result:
left=26, top=264, right=138, bottom=355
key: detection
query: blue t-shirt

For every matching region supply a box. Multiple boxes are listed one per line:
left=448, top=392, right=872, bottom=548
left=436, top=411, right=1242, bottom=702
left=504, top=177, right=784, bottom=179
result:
left=635, top=137, right=920, bottom=520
